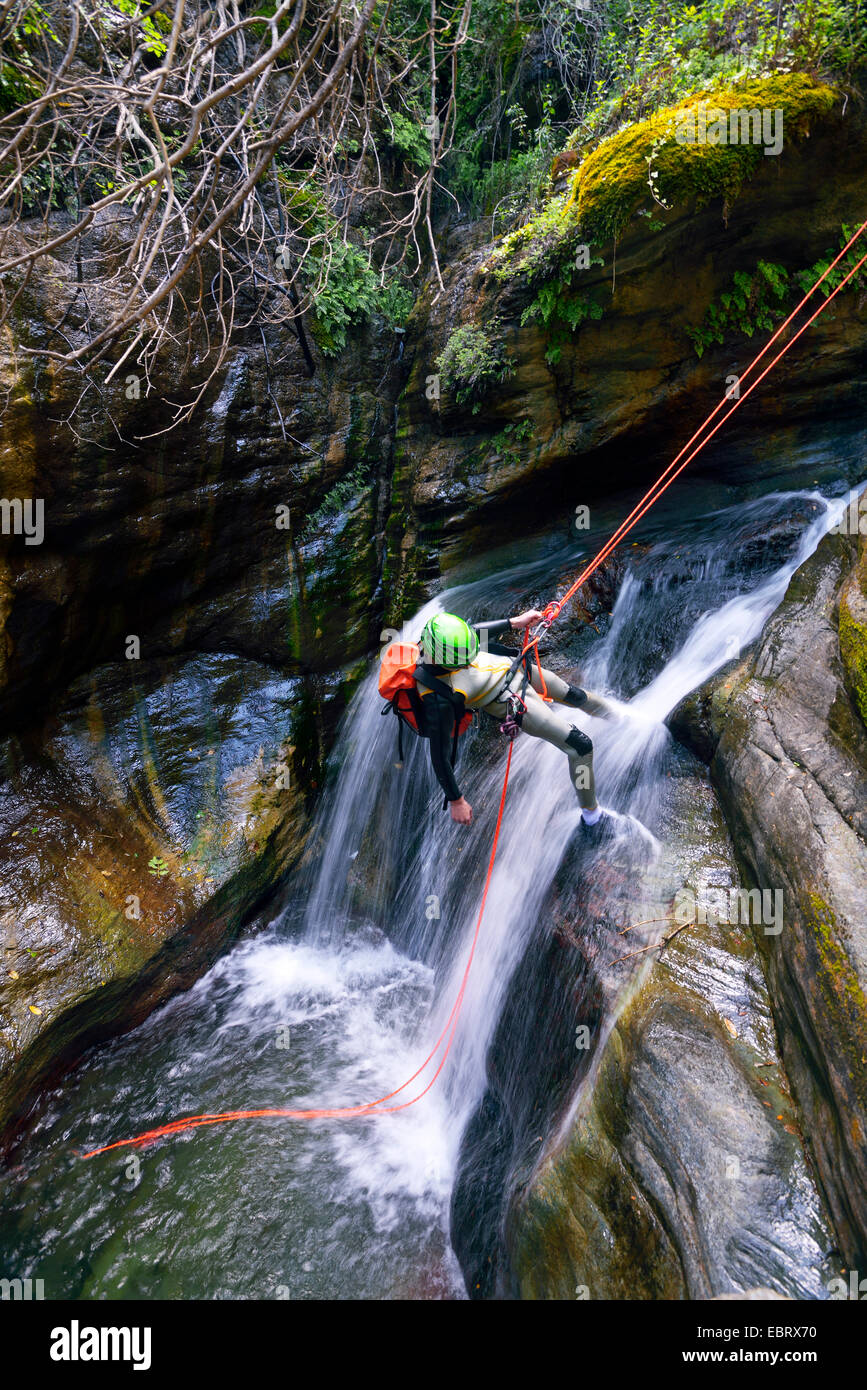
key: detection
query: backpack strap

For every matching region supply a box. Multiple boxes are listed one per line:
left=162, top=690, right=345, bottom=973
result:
left=415, top=663, right=468, bottom=810
left=414, top=663, right=467, bottom=709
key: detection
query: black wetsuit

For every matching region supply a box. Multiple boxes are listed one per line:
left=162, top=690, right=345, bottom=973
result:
left=420, top=618, right=514, bottom=804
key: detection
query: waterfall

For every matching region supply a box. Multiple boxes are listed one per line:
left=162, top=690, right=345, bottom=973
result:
left=1, top=483, right=860, bottom=1299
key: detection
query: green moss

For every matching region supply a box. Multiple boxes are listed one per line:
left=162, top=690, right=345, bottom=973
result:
left=839, top=549, right=867, bottom=727
left=492, top=75, right=838, bottom=277
left=807, top=891, right=867, bottom=1107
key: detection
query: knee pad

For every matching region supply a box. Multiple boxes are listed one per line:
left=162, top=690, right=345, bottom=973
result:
left=566, top=726, right=593, bottom=757
left=563, top=684, right=588, bottom=708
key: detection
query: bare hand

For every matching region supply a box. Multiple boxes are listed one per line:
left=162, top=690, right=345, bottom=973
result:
left=509, top=609, right=545, bottom=631
left=449, top=796, right=473, bottom=825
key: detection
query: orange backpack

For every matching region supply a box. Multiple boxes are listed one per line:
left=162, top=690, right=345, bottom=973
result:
left=379, top=641, right=473, bottom=754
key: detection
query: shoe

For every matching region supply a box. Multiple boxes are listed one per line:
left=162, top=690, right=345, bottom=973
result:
left=579, top=809, right=614, bottom=842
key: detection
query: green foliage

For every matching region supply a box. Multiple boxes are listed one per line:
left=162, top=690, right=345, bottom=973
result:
left=587, top=0, right=863, bottom=142
left=687, top=227, right=867, bottom=357
left=447, top=0, right=863, bottom=242
left=446, top=2, right=544, bottom=217
left=306, top=240, right=415, bottom=354
left=574, top=74, right=835, bottom=245
left=279, top=174, right=415, bottom=352
left=300, top=464, right=370, bottom=538
left=491, top=74, right=836, bottom=290
left=379, top=278, right=415, bottom=326
left=436, top=323, right=516, bottom=411
left=386, top=110, right=431, bottom=169
left=109, top=0, right=171, bottom=56
left=491, top=418, right=534, bottom=465
left=0, top=2, right=57, bottom=113
left=518, top=249, right=606, bottom=363
left=457, top=85, right=562, bottom=226
left=450, top=144, right=552, bottom=230
left=687, top=259, right=789, bottom=355
left=308, top=239, right=382, bottom=355
left=795, top=223, right=867, bottom=300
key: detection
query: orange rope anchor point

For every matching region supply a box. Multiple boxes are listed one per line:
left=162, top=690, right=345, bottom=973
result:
left=80, top=216, right=867, bottom=1159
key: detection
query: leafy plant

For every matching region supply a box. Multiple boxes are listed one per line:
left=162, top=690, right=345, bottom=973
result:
left=685, top=230, right=867, bottom=360
left=490, top=417, right=534, bottom=465
left=379, top=278, right=415, bottom=326
left=300, top=464, right=370, bottom=538
left=386, top=109, right=431, bottom=169
left=687, top=259, right=790, bottom=355
left=0, top=2, right=58, bottom=113
left=795, top=223, right=867, bottom=300
left=307, top=238, right=382, bottom=355
left=148, top=855, right=169, bottom=877
left=436, top=323, right=516, bottom=411
left=519, top=254, right=606, bottom=364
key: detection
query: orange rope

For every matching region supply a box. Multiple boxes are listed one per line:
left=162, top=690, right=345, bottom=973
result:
left=80, top=216, right=867, bottom=1159
left=531, top=639, right=550, bottom=700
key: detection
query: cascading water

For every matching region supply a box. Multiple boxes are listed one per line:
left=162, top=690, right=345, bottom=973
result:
left=0, top=481, right=860, bottom=1299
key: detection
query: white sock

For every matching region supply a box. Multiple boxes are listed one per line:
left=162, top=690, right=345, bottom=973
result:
left=581, top=805, right=602, bottom=825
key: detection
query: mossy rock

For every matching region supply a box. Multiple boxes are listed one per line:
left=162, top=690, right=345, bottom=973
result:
left=839, top=525, right=867, bottom=727
left=493, top=74, right=838, bottom=276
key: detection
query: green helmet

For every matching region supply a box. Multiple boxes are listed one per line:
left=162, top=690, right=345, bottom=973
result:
left=419, top=612, right=478, bottom=668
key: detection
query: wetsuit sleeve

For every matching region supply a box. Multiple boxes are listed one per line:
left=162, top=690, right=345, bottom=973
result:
left=471, top=618, right=512, bottom=637
left=427, top=696, right=462, bottom=802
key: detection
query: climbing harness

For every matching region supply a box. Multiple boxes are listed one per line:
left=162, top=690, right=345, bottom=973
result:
left=80, top=215, right=867, bottom=1159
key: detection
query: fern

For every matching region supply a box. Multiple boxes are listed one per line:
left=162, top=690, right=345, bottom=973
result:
left=436, top=324, right=515, bottom=412
left=690, top=227, right=867, bottom=359
left=688, top=260, right=789, bottom=356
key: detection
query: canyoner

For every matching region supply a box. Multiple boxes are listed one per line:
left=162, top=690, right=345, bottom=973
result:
left=380, top=610, right=621, bottom=833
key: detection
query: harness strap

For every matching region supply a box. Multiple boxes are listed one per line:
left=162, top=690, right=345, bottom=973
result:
left=415, top=662, right=469, bottom=810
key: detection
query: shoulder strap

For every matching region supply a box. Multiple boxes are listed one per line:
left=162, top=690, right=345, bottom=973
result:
left=415, top=663, right=467, bottom=711
left=416, top=665, right=468, bottom=808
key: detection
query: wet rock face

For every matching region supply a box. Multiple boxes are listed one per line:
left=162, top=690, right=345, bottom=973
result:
left=452, top=747, right=833, bottom=1300
left=669, top=503, right=867, bottom=1266
left=386, top=99, right=867, bottom=613
left=451, top=907, right=605, bottom=1298
left=0, top=223, right=405, bottom=733
left=0, top=652, right=309, bottom=1146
